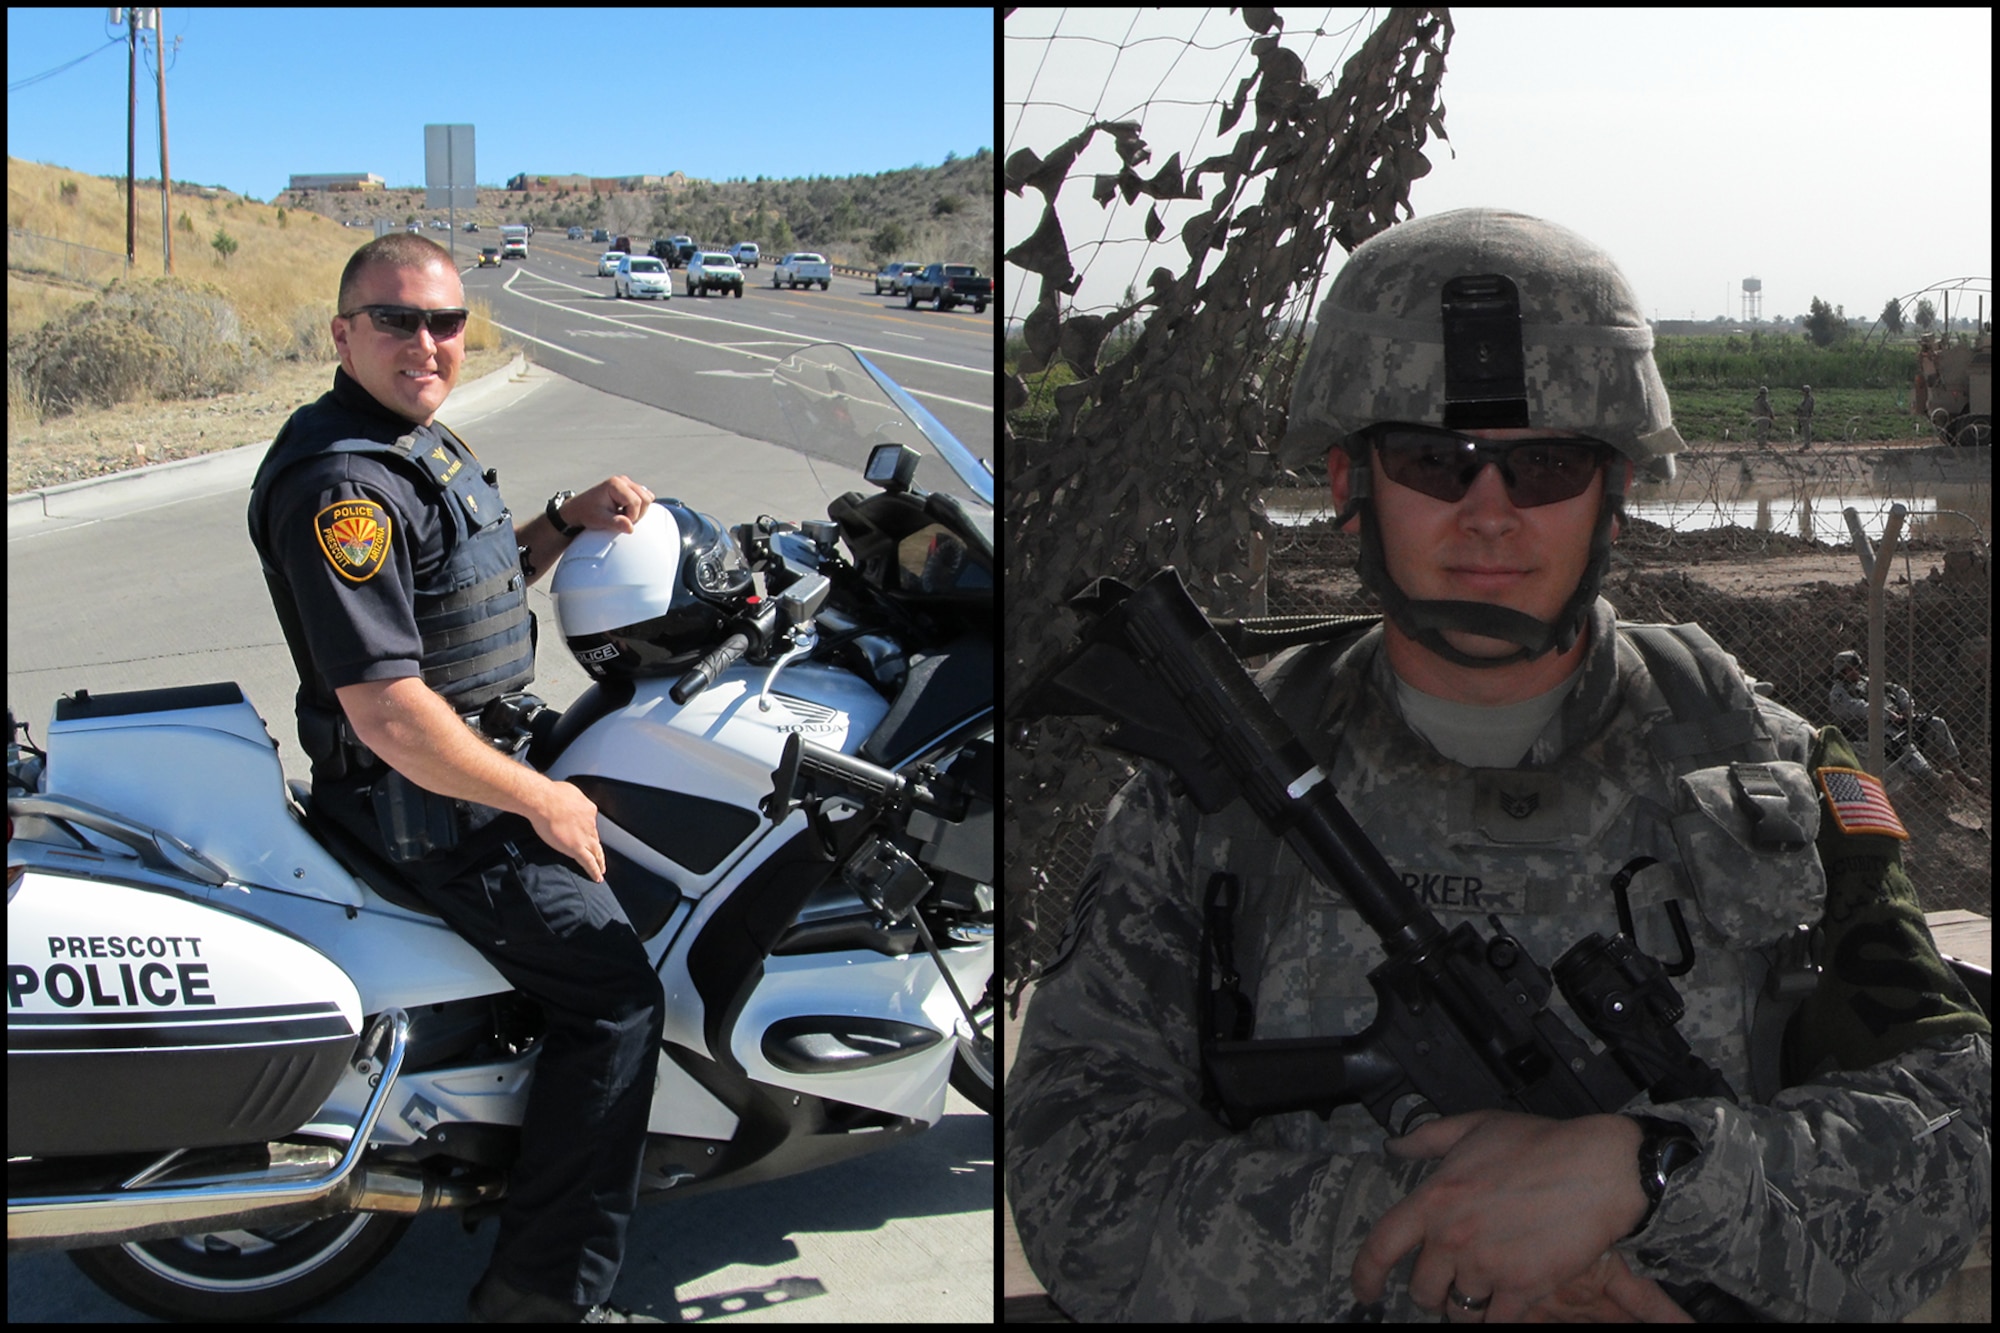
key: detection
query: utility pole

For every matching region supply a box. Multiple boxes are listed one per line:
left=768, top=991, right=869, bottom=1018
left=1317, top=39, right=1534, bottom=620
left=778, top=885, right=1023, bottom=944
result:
left=124, top=6, right=138, bottom=268
left=153, top=9, right=174, bottom=275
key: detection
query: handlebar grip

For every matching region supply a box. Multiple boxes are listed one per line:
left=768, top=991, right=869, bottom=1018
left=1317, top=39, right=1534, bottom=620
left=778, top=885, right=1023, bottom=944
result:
left=671, top=633, right=751, bottom=705
left=794, top=737, right=908, bottom=803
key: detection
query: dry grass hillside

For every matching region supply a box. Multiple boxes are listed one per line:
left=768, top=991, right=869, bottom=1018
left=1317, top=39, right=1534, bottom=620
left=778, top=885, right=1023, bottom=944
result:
left=11, top=157, right=362, bottom=344
left=6, top=157, right=511, bottom=485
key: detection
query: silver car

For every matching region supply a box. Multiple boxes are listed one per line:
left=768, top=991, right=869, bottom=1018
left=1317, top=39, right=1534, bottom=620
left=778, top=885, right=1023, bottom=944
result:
left=613, top=254, right=672, bottom=300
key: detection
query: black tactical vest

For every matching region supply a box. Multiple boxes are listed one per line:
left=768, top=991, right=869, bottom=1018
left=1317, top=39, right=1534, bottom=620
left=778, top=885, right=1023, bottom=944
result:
left=248, top=372, right=536, bottom=757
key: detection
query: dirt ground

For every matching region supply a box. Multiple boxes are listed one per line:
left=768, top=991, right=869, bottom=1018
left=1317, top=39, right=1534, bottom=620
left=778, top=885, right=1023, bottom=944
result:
left=6, top=346, right=518, bottom=496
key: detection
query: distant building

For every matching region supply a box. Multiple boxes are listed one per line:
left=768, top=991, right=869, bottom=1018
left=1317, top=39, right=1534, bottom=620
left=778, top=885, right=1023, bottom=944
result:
left=288, top=173, right=386, bottom=193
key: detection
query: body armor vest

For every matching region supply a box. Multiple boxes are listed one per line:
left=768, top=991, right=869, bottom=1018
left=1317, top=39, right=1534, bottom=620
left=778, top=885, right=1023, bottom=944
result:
left=248, top=378, right=536, bottom=764
left=1187, top=605, right=1826, bottom=1152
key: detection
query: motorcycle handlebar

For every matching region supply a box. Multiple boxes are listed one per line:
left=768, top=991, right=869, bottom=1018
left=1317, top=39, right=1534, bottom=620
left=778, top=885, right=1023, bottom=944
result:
left=671, top=633, right=752, bottom=705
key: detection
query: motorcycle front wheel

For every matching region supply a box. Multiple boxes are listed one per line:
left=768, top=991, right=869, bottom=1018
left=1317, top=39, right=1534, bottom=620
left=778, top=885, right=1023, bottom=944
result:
left=948, top=975, right=996, bottom=1113
left=69, top=1211, right=412, bottom=1322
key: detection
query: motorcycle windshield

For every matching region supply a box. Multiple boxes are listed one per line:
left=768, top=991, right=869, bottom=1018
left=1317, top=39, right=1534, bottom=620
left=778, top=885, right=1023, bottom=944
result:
left=773, top=343, right=993, bottom=508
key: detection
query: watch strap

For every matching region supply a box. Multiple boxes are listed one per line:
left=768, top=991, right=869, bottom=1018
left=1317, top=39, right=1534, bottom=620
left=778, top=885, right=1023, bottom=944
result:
left=547, top=490, right=583, bottom=538
left=1625, top=1114, right=1701, bottom=1238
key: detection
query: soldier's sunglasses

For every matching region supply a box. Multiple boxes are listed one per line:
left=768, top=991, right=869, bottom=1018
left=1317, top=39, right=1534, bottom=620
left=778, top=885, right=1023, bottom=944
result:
left=339, top=304, right=469, bottom=340
left=1359, top=423, right=1612, bottom=508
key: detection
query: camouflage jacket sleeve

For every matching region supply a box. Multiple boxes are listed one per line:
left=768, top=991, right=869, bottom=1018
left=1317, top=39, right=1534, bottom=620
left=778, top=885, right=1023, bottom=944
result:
left=1618, top=725, right=1992, bottom=1321
left=1003, top=761, right=1428, bottom=1321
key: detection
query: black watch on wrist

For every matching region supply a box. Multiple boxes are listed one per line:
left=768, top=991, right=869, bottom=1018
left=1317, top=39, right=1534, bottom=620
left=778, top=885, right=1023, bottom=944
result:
left=1626, top=1115, right=1701, bottom=1238
left=546, top=490, right=583, bottom=538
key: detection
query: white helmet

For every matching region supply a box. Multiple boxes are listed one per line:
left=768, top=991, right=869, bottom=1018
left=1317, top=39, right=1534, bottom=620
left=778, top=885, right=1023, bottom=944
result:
left=551, top=501, right=751, bottom=680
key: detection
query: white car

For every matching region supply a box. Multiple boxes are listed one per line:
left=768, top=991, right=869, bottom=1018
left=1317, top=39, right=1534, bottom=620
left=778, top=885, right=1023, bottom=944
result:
left=598, top=250, right=627, bottom=277
left=614, top=254, right=672, bottom=300
left=728, top=242, right=761, bottom=268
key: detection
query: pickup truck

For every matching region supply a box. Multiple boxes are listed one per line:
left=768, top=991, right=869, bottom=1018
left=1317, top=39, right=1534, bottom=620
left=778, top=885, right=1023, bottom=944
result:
left=906, top=263, right=990, bottom=314
left=772, top=253, right=831, bottom=291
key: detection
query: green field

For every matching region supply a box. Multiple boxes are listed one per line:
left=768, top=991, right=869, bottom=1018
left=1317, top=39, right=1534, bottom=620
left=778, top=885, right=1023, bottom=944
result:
left=1007, top=329, right=1951, bottom=445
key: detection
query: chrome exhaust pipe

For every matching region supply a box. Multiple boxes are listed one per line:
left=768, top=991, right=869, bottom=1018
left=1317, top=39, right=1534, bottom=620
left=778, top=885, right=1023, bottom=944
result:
left=4, top=1009, right=497, bottom=1254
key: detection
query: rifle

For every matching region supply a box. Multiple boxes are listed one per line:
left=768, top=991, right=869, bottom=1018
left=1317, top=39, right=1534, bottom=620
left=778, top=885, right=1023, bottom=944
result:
left=1021, top=567, right=1751, bottom=1318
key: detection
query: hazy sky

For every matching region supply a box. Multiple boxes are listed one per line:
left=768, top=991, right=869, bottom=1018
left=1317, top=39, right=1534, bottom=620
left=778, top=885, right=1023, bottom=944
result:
left=1005, top=7, right=1993, bottom=331
left=8, top=7, right=993, bottom=200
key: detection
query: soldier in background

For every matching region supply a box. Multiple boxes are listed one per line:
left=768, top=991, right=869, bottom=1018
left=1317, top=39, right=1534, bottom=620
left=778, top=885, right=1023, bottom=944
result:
left=1750, top=385, right=1774, bottom=447
left=1828, top=650, right=1982, bottom=793
left=1795, top=384, right=1816, bottom=452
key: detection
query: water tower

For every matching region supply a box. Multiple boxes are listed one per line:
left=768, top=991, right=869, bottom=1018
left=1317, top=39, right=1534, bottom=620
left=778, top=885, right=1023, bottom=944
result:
left=1741, top=277, right=1762, bottom=323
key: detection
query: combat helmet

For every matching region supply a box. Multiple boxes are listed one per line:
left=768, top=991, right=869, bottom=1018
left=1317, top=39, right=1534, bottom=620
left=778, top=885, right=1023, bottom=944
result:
left=1282, top=208, right=1683, bottom=668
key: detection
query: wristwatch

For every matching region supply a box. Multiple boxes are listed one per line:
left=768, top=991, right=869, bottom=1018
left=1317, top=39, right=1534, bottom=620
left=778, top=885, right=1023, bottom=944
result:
left=546, top=490, right=583, bottom=538
left=1626, top=1115, right=1701, bottom=1238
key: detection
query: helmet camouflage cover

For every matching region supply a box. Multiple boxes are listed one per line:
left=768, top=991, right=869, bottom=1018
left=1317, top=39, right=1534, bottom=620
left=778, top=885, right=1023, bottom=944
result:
left=1281, top=209, right=1683, bottom=668
left=1283, top=208, right=1682, bottom=481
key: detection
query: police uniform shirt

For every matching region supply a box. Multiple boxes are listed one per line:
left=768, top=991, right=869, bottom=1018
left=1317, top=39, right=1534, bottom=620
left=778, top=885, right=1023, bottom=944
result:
left=255, top=368, right=501, bottom=702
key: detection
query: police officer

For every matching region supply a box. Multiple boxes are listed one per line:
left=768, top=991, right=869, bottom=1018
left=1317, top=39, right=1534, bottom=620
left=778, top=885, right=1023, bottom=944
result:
left=1005, top=210, right=1991, bottom=1322
left=248, top=233, right=666, bottom=1323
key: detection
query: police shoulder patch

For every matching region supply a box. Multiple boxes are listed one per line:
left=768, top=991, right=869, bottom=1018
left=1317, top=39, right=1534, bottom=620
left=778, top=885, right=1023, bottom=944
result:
left=315, top=498, right=393, bottom=583
left=1814, top=765, right=1908, bottom=840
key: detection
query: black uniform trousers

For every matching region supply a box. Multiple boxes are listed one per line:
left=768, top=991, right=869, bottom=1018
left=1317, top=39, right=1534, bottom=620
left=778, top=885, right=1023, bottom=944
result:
left=316, top=777, right=665, bottom=1308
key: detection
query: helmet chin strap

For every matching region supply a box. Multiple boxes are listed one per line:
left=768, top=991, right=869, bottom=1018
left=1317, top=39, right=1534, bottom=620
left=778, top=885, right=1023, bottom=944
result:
left=1334, top=450, right=1627, bottom=670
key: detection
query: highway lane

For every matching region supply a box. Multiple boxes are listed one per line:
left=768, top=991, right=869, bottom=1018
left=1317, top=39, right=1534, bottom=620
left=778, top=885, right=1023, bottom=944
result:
left=460, top=236, right=992, bottom=502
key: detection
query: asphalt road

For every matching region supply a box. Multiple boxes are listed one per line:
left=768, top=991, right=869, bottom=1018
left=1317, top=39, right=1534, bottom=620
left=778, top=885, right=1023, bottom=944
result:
left=457, top=234, right=992, bottom=502
left=5, top=304, right=996, bottom=1319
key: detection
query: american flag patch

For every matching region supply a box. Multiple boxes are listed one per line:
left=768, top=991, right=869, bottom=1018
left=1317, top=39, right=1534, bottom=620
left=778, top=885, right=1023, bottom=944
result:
left=1815, top=766, right=1908, bottom=840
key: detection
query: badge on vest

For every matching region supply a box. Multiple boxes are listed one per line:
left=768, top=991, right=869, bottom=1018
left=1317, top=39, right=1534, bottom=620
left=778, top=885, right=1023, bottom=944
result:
left=1814, top=765, right=1908, bottom=840
left=315, top=499, right=393, bottom=583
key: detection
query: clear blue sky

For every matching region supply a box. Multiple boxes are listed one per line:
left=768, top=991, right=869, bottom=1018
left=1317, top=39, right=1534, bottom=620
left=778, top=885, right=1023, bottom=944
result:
left=8, top=7, right=993, bottom=200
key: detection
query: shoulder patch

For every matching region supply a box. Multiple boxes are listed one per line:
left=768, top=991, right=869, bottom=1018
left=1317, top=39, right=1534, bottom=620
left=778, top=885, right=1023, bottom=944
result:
left=1815, top=765, right=1908, bottom=840
left=315, top=499, right=393, bottom=583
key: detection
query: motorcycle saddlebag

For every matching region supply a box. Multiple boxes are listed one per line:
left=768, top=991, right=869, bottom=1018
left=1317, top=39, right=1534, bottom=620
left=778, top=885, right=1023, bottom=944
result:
left=7, top=872, right=364, bottom=1159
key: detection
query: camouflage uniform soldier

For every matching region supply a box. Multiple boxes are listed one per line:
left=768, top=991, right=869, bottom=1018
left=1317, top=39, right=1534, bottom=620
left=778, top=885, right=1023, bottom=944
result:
left=1795, top=384, right=1816, bottom=452
left=1751, top=385, right=1774, bottom=447
left=1005, top=209, right=1991, bottom=1322
left=1828, top=650, right=1979, bottom=791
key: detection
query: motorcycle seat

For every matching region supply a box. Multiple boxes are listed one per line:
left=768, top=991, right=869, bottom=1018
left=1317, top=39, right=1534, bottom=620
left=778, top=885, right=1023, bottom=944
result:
left=286, top=779, right=445, bottom=919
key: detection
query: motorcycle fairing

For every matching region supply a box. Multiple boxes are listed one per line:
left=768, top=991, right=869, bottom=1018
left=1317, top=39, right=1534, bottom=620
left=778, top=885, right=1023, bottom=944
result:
left=7, top=873, right=363, bottom=1158
left=42, top=683, right=367, bottom=910
left=548, top=664, right=891, bottom=898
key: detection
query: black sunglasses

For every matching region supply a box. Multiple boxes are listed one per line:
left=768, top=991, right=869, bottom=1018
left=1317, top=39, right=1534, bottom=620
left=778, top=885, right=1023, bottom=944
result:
left=339, top=304, right=469, bottom=340
left=1358, top=423, right=1611, bottom=508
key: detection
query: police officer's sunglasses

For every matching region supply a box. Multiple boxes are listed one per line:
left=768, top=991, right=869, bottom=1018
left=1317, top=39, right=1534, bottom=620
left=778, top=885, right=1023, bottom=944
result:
left=338, top=304, right=469, bottom=341
left=1357, top=423, right=1613, bottom=508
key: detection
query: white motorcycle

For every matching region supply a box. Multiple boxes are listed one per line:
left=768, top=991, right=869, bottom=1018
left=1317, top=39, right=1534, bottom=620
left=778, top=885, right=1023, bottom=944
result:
left=5, top=343, right=994, bottom=1321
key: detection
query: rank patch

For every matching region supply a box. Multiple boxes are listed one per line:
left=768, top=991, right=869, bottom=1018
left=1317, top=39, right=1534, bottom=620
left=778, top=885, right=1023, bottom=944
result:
left=1815, top=765, right=1908, bottom=840
left=315, top=499, right=392, bottom=583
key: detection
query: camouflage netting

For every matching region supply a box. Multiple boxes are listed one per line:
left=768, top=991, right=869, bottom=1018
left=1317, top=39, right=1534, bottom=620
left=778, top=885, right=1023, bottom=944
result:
left=1003, top=8, right=1456, bottom=999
